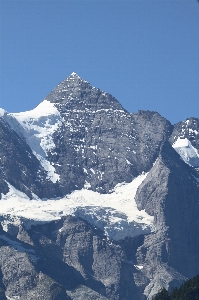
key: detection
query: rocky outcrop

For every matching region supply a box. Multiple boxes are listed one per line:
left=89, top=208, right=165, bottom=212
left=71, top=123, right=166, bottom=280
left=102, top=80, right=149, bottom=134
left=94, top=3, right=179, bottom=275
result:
left=134, top=142, right=199, bottom=298
left=29, top=216, right=144, bottom=300
left=0, top=216, right=145, bottom=300
left=0, top=232, right=71, bottom=299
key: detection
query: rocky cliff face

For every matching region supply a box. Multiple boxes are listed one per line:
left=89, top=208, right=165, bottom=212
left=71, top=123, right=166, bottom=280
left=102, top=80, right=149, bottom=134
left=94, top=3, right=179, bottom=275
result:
left=0, top=73, right=199, bottom=299
left=135, top=141, right=199, bottom=297
left=0, top=218, right=145, bottom=300
left=44, top=73, right=172, bottom=194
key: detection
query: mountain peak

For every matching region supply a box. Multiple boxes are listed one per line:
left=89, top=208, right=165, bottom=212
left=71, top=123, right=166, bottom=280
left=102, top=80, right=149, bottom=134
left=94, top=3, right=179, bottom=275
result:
left=70, top=72, right=80, bottom=78
left=45, top=73, right=124, bottom=112
left=66, top=72, right=86, bottom=83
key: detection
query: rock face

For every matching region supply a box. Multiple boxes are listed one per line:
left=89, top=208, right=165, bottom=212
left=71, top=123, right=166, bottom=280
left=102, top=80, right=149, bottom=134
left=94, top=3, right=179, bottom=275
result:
left=0, top=217, right=145, bottom=300
left=45, top=73, right=172, bottom=194
left=0, top=73, right=199, bottom=299
left=135, top=142, right=199, bottom=298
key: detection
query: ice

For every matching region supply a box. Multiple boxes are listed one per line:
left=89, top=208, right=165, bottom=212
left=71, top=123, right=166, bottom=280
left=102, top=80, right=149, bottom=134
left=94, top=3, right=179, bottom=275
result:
left=8, top=100, right=62, bottom=182
left=0, top=174, right=155, bottom=240
left=173, top=137, right=199, bottom=167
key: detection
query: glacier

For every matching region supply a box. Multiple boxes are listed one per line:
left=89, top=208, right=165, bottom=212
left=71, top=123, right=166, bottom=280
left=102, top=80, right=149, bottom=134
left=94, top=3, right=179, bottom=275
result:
left=0, top=174, right=155, bottom=241
left=4, top=100, right=63, bottom=183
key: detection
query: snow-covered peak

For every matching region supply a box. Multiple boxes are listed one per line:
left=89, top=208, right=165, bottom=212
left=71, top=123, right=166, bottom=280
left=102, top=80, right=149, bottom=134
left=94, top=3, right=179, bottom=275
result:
left=172, top=137, right=199, bottom=167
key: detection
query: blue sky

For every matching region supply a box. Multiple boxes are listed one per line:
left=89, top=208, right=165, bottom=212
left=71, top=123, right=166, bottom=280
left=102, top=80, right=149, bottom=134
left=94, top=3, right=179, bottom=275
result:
left=0, top=0, right=198, bottom=124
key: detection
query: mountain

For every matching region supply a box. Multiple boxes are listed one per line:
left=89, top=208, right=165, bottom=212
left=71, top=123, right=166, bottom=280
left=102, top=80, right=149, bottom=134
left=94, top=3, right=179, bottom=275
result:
left=0, top=72, right=199, bottom=299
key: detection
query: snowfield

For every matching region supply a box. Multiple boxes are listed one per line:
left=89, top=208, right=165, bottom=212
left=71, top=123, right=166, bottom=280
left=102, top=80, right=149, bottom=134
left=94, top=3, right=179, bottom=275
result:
left=0, top=174, right=155, bottom=241
left=7, top=100, right=63, bottom=182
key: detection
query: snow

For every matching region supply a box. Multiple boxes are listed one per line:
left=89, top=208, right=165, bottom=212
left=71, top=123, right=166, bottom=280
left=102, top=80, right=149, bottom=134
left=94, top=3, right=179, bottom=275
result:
left=0, top=108, right=7, bottom=117
left=173, top=138, right=189, bottom=148
left=0, top=174, right=155, bottom=241
left=83, top=168, right=88, bottom=174
left=70, top=72, right=80, bottom=78
left=125, top=159, right=132, bottom=165
left=33, top=152, right=60, bottom=183
left=172, top=137, right=199, bottom=168
left=134, top=265, right=143, bottom=270
left=8, top=100, right=62, bottom=182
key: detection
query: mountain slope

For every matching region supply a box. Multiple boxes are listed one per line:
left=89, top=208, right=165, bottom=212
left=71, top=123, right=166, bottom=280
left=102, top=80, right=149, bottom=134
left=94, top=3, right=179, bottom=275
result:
left=135, top=141, right=199, bottom=298
left=2, top=72, right=172, bottom=196
left=0, top=73, right=199, bottom=299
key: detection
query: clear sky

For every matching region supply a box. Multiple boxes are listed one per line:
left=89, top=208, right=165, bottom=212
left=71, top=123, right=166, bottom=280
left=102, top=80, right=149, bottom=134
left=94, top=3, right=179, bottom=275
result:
left=0, top=0, right=198, bottom=124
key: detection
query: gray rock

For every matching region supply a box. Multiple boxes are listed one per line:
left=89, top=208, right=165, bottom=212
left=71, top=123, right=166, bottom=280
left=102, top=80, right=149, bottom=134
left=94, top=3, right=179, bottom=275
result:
left=27, top=216, right=142, bottom=300
left=135, top=142, right=199, bottom=298
left=46, top=73, right=172, bottom=194
left=67, top=284, right=109, bottom=300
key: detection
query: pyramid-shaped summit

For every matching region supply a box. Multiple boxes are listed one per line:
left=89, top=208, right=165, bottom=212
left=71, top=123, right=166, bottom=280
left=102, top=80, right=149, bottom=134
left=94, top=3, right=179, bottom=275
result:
left=65, top=72, right=86, bottom=83
left=68, top=71, right=82, bottom=78
left=45, top=72, right=88, bottom=103
left=45, top=72, right=124, bottom=112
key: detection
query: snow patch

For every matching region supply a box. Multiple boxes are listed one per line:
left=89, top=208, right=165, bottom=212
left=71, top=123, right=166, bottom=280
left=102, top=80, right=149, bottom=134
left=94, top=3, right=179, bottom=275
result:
left=134, top=265, right=143, bottom=270
left=173, top=137, right=199, bottom=167
left=0, top=108, right=7, bottom=117
left=84, top=181, right=91, bottom=189
left=125, top=159, right=132, bottom=165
